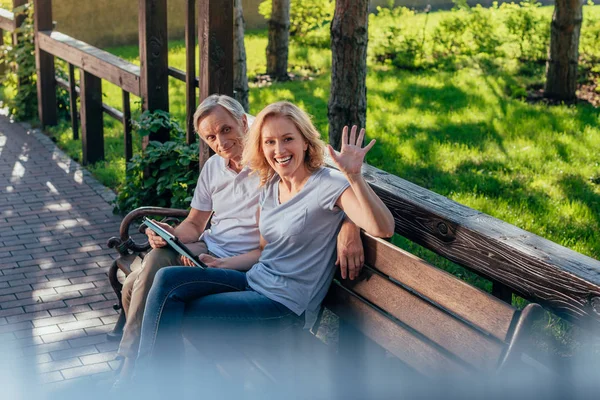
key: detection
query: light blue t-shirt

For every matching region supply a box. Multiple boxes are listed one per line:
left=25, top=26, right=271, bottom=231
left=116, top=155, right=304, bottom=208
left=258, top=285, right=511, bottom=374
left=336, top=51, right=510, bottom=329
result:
left=246, top=167, right=350, bottom=328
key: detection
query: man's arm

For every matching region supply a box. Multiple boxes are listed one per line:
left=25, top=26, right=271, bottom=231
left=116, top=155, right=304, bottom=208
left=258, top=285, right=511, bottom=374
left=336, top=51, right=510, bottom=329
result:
left=145, top=208, right=212, bottom=249
left=336, top=218, right=364, bottom=280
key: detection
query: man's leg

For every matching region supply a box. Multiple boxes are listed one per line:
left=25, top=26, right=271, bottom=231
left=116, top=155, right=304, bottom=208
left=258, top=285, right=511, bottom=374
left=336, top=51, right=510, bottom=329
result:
left=121, top=268, right=140, bottom=318
left=117, top=243, right=208, bottom=363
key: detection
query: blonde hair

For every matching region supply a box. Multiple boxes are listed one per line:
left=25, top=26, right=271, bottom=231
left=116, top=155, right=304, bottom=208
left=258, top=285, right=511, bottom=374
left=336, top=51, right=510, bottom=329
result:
left=242, top=102, right=325, bottom=186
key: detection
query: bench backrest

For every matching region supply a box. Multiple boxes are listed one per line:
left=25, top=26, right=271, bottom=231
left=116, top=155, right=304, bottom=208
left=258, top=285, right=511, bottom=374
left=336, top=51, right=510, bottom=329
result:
left=323, top=233, right=542, bottom=376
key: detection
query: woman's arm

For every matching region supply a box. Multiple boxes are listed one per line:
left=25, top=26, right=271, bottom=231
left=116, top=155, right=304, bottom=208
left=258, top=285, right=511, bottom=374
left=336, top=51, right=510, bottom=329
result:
left=329, top=126, right=395, bottom=238
left=198, top=235, right=267, bottom=271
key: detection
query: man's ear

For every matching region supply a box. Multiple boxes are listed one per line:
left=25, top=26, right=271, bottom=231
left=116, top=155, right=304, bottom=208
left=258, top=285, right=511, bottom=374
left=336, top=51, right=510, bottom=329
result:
left=242, top=114, right=248, bottom=132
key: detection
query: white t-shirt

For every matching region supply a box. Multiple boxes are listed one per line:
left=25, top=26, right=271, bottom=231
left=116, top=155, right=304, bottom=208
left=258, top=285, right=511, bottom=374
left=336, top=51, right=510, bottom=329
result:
left=190, top=155, right=261, bottom=258
left=246, top=167, right=350, bottom=328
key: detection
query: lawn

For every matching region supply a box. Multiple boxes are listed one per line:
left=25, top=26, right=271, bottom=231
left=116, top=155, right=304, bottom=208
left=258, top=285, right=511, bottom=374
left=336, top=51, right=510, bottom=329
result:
left=41, top=6, right=600, bottom=263
left=2, top=1, right=599, bottom=354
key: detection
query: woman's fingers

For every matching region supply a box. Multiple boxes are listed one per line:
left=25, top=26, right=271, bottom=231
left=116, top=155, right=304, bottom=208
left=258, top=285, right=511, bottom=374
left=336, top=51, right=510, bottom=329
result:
left=349, top=125, right=357, bottom=146
left=357, top=128, right=366, bottom=147
left=364, top=139, right=376, bottom=153
left=341, top=126, right=348, bottom=149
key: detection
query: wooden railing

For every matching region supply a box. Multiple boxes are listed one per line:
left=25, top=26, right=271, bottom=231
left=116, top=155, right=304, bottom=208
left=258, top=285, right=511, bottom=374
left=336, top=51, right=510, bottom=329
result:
left=30, top=1, right=600, bottom=333
left=360, top=162, right=600, bottom=329
left=33, top=0, right=232, bottom=167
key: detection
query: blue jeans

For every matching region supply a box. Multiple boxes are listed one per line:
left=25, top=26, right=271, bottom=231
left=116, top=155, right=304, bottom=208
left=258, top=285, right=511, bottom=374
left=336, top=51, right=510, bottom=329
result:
left=135, top=266, right=298, bottom=389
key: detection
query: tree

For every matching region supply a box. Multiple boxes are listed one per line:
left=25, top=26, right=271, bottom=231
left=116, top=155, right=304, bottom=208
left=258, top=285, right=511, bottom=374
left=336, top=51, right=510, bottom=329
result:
left=328, top=0, right=369, bottom=150
left=266, top=0, right=290, bottom=80
left=233, top=0, right=249, bottom=111
left=544, top=0, right=584, bottom=101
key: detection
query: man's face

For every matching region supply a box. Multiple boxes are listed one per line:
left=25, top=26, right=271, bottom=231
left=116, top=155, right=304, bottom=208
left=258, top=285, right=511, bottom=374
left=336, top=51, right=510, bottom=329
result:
left=197, top=106, right=245, bottom=161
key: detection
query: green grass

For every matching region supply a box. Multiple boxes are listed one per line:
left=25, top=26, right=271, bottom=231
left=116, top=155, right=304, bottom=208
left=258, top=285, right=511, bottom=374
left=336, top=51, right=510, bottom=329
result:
left=40, top=6, right=600, bottom=264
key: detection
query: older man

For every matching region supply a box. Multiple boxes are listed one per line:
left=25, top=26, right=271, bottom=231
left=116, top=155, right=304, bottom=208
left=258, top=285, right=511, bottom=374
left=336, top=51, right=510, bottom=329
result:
left=115, top=94, right=363, bottom=381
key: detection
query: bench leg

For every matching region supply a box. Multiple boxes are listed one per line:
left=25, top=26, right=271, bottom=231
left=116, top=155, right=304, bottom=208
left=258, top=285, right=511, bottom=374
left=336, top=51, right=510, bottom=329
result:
left=107, top=260, right=126, bottom=341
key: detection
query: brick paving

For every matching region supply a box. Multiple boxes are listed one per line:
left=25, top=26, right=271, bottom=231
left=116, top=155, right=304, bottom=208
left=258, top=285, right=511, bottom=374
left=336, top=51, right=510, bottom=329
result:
left=0, top=113, right=124, bottom=392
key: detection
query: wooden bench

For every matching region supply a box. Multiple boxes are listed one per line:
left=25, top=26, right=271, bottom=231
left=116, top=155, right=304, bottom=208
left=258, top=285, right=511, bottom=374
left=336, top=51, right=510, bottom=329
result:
left=107, top=206, right=543, bottom=394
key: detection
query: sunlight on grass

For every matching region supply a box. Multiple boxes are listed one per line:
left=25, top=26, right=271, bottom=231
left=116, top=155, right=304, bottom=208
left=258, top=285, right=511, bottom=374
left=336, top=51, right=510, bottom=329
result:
left=38, top=6, right=600, bottom=267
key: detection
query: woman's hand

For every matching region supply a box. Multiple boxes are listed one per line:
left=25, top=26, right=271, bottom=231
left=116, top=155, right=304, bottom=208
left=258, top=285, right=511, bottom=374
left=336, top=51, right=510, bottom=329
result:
left=327, top=125, right=375, bottom=178
left=198, top=254, right=226, bottom=269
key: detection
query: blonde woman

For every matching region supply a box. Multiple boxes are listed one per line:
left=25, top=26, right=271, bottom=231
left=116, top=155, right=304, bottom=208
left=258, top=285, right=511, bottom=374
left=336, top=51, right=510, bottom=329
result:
left=134, top=101, right=394, bottom=387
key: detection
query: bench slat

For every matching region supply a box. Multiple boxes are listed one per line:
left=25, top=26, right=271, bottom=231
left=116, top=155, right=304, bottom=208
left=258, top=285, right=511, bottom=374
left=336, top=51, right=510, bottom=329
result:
left=362, top=234, right=516, bottom=342
left=326, top=284, right=471, bottom=376
left=345, top=266, right=505, bottom=370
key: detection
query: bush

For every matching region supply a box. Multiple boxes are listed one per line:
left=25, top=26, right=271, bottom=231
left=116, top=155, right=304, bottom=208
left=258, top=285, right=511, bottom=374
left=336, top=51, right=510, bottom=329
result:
left=501, top=0, right=550, bottom=63
left=369, top=6, right=427, bottom=70
left=259, top=0, right=334, bottom=47
left=0, top=3, right=37, bottom=120
left=581, top=2, right=600, bottom=65
left=114, top=110, right=199, bottom=214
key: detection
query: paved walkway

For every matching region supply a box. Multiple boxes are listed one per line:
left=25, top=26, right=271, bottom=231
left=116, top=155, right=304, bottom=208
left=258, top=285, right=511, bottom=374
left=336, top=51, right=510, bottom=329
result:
left=0, top=112, right=124, bottom=393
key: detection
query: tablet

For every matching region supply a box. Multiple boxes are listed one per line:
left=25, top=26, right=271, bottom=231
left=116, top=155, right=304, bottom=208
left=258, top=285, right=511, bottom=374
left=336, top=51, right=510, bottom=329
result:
left=143, top=217, right=208, bottom=269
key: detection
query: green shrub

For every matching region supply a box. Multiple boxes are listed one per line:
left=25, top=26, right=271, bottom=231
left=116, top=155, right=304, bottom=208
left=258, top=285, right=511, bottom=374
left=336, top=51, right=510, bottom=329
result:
left=581, top=2, right=600, bottom=65
left=0, top=3, right=37, bottom=120
left=468, top=5, right=504, bottom=57
left=114, top=110, right=199, bottom=213
left=501, top=0, right=550, bottom=63
left=259, top=0, right=334, bottom=47
left=369, top=6, right=427, bottom=70
left=432, top=10, right=471, bottom=64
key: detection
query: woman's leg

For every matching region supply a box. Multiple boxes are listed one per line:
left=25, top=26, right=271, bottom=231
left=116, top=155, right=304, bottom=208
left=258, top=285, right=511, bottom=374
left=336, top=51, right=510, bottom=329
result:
left=134, top=267, right=297, bottom=393
left=135, top=266, right=249, bottom=368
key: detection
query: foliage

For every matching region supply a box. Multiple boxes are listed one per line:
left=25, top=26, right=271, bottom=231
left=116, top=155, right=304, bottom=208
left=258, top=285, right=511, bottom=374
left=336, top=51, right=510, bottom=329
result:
left=259, top=0, right=334, bottom=47
left=581, top=1, right=600, bottom=65
left=369, top=6, right=426, bottom=70
left=0, top=3, right=37, bottom=120
left=114, top=110, right=199, bottom=213
left=501, top=0, right=550, bottom=63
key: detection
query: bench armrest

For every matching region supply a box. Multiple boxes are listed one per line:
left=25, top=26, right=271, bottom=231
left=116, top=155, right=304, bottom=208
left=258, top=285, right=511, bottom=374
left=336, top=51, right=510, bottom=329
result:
left=106, top=206, right=190, bottom=255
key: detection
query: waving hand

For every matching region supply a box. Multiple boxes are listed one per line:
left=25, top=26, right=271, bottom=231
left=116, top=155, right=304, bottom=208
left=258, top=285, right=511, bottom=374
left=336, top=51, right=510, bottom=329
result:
left=327, top=125, right=375, bottom=177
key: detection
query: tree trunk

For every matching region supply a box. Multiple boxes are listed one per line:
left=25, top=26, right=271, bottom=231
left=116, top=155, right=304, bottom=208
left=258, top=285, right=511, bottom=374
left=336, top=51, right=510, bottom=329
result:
left=328, top=0, right=369, bottom=150
left=544, top=0, right=584, bottom=101
left=233, top=0, right=249, bottom=111
left=266, top=0, right=290, bottom=80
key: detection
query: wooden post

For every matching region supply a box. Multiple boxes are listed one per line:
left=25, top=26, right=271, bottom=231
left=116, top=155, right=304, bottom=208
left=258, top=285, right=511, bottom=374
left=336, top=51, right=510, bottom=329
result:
left=122, top=90, right=132, bottom=162
left=80, top=71, right=104, bottom=165
left=185, top=0, right=196, bottom=145
left=138, top=0, right=170, bottom=148
left=33, top=0, right=57, bottom=127
left=198, top=0, right=234, bottom=168
left=492, top=280, right=514, bottom=305
left=0, top=29, right=4, bottom=77
left=68, top=64, right=79, bottom=140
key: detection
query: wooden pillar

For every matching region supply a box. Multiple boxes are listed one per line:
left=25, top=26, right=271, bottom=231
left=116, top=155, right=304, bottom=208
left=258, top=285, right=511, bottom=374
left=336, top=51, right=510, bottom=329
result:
left=80, top=71, right=104, bottom=165
left=33, top=0, right=57, bottom=128
left=68, top=63, right=79, bottom=140
left=492, top=280, right=514, bottom=305
left=0, top=29, right=4, bottom=77
left=185, top=0, right=196, bottom=145
left=122, top=90, right=132, bottom=162
left=198, top=0, right=234, bottom=168
left=138, top=0, right=170, bottom=147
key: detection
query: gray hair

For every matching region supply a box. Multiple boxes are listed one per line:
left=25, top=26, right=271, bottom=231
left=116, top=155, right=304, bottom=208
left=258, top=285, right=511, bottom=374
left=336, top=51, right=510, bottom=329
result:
left=193, top=94, right=246, bottom=133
